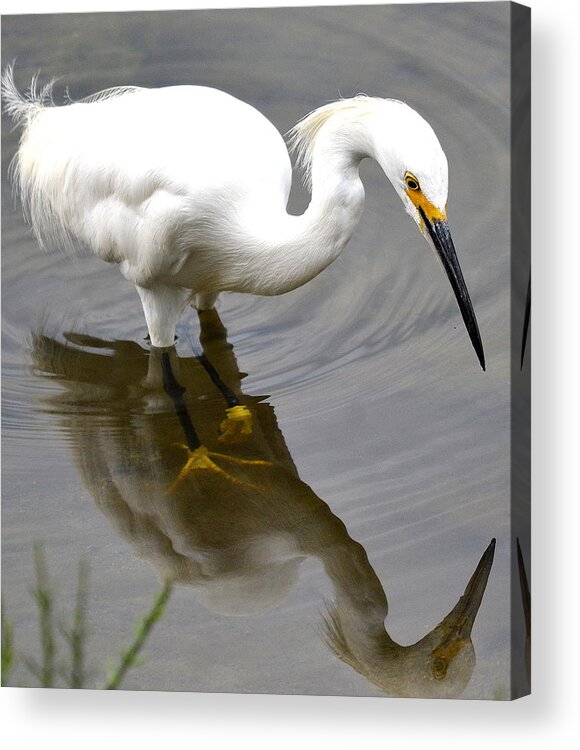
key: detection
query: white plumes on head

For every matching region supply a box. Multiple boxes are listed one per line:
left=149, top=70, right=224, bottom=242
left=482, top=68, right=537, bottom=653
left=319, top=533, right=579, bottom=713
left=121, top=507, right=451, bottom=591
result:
left=287, top=94, right=448, bottom=215
left=287, top=95, right=404, bottom=189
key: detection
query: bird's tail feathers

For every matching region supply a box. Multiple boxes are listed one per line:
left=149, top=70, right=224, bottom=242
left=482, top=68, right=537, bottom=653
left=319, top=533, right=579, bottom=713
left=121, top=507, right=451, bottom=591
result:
left=1, top=64, right=82, bottom=255
left=1, top=63, right=58, bottom=128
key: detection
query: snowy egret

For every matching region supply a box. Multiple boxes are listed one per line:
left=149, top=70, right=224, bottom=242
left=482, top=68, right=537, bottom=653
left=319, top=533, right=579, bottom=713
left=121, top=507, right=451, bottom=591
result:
left=31, top=312, right=494, bottom=697
left=3, top=69, right=485, bottom=369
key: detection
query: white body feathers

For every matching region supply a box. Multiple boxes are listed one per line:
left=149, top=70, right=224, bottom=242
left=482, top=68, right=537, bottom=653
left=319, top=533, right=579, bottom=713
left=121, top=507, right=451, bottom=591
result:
left=3, top=71, right=450, bottom=346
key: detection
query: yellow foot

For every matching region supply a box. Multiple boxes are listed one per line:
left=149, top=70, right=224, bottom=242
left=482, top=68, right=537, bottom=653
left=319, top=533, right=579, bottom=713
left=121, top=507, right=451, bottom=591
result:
left=205, top=451, right=270, bottom=467
left=218, top=405, right=253, bottom=444
left=166, top=444, right=270, bottom=495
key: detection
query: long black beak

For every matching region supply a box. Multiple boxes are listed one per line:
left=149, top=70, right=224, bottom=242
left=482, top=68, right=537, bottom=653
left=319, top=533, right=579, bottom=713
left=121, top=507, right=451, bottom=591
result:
left=439, top=538, right=496, bottom=643
left=419, top=207, right=486, bottom=371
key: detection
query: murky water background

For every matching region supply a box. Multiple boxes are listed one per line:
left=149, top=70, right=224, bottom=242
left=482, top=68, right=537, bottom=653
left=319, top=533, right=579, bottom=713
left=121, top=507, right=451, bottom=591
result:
left=2, top=4, right=522, bottom=698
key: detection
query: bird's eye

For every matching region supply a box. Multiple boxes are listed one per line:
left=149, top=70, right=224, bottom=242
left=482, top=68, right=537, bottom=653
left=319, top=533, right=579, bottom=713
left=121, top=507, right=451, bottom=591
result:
left=404, top=172, right=420, bottom=191
left=432, top=658, right=448, bottom=681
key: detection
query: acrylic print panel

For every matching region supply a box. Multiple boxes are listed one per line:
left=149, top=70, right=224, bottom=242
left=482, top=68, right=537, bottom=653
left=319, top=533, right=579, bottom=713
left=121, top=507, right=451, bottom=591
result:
left=1, top=2, right=530, bottom=699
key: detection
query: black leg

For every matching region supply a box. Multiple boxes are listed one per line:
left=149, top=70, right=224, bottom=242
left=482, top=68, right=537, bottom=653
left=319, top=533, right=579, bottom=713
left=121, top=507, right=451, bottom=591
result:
left=160, top=351, right=201, bottom=452
left=197, top=352, right=240, bottom=408
left=195, top=309, right=253, bottom=444
left=159, top=349, right=267, bottom=494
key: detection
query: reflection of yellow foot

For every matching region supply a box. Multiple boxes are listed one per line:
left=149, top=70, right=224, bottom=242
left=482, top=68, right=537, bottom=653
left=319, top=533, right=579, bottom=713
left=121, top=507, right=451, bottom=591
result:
left=166, top=444, right=270, bottom=495
left=218, top=405, right=253, bottom=444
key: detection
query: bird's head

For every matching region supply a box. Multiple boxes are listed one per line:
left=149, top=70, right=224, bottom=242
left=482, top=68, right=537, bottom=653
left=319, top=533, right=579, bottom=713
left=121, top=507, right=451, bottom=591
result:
left=372, top=100, right=485, bottom=370
left=394, top=538, right=496, bottom=698
left=323, top=538, right=495, bottom=698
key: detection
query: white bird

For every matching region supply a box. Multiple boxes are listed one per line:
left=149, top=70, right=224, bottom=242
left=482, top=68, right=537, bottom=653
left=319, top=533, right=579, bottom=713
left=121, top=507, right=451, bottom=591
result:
left=2, top=68, right=484, bottom=368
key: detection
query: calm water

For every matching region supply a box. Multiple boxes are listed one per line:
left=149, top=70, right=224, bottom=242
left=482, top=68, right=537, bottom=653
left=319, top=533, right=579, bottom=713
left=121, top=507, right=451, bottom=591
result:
left=2, top=4, right=524, bottom=698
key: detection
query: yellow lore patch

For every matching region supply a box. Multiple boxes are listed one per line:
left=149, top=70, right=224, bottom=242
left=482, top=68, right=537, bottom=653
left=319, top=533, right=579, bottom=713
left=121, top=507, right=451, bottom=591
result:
left=405, top=187, right=447, bottom=229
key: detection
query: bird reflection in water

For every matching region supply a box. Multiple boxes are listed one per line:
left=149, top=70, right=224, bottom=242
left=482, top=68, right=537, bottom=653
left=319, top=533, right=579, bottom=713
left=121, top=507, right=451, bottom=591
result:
left=30, top=309, right=494, bottom=698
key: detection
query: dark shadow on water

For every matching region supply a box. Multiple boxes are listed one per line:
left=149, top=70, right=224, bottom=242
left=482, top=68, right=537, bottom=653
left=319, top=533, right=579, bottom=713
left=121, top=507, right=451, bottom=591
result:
left=29, top=311, right=494, bottom=698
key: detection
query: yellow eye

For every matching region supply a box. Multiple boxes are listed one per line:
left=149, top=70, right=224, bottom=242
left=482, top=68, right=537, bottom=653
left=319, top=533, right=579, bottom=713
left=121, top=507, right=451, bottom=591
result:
left=404, top=172, right=420, bottom=191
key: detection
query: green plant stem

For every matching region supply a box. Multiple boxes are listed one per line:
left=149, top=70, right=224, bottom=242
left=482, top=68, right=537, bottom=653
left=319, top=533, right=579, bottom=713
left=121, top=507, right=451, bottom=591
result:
left=32, top=543, right=56, bottom=688
left=5, top=547, right=172, bottom=690
left=105, top=579, right=173, bottom=690
left=1, top=598, right=14, bottom=685
left=69, top=558, right=89, bottom=688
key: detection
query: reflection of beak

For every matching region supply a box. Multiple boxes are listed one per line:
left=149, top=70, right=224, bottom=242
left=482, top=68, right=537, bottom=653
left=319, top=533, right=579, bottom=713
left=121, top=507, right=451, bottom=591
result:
left=433, top=538, right=495, bottom=659
left=520, top=274, right=531, bottom=369
left=516, top=537, right=531, bottom=637
left=418, top=206, right=486, bottom=371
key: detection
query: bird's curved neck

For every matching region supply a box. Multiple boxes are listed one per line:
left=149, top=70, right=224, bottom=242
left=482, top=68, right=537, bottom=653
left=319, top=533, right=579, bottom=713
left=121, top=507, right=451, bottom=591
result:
left=242, top=128, right=369, bottom=296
